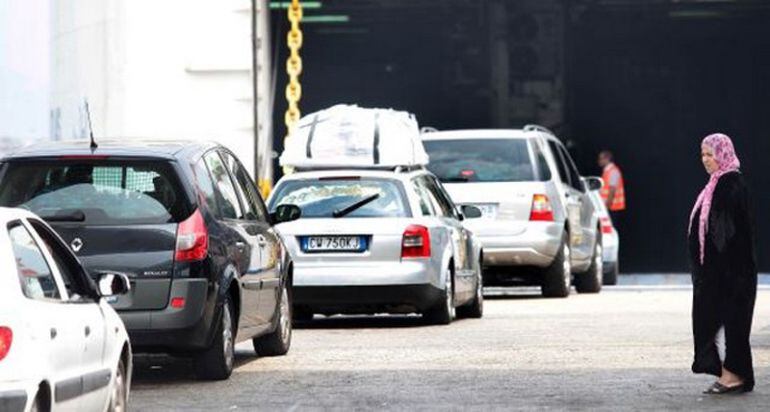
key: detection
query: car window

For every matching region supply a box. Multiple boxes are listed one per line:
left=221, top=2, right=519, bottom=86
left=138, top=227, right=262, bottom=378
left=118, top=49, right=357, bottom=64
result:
left=415, top=177, right=450, bottom=217
left=203, top=151, right=243, bottom=219
left=192, top=158, right=220, bottom=216
left=423, top=138, right=539, bottom=183
left=0, top=161, right=188, bottom=225
left=8, top=221, right=61, bottom=301
left=221, top=151, right=268, bottom=223
left=547, top=141, right=572, bottom=187
left=27, top=218, right=95, bottom=300
left=425, top=176, right=459, bottom=219
left=558, top=145, right=585, bottom=192
left=270, top=178, right=410, bottom=218
left=410, top=178, right=436, bottom=216
left=532, top=140, right=552, bottom=181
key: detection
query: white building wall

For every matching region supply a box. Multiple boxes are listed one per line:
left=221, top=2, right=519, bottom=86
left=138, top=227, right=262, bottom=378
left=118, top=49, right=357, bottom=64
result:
left=51, top=0, right=269, bottom=175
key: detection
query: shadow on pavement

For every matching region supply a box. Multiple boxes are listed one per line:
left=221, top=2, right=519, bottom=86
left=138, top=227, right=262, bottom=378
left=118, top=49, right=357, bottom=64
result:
left=131, top=350, right=258, bottom=386
left=294, top=314, right=427, bottom=330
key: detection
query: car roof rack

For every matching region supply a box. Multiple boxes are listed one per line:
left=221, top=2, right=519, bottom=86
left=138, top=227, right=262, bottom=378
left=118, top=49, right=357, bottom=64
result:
left=394, top=165, right=425, bottom=173
left=523, top=124, right=556, bottom=136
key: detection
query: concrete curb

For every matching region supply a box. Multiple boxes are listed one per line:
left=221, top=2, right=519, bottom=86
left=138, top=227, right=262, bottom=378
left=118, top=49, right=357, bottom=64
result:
left=617, top=273, right=770, bottom=286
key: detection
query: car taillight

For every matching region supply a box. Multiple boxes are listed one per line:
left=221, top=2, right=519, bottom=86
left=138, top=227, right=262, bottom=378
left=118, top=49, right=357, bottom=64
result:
left=401, top=225, right=431, bottom=258
left=0, top=327, right=12, bottom=362
left=529, top=194, right=554, bottom=221
left=600, top=217, right=614, bottom=234
left=175, top=209, right=208, bottom=262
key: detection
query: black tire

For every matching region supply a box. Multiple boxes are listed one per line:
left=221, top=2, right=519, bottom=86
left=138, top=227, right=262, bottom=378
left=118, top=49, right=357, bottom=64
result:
left=293, top=306, right=314, bottom=323
left=194, top=295, right=235, bottom=380
left=108, top=358, right=128, bottom=412
left=541, top=234, right=571, bottom=298
left=457, top=262, right=483, bottom=319
left=30, top=386, right=49, bottom=412
left=254, top=283, right=292, bottom=356
left=603, top=261, right=619, bottom=285
left=424, top=266, right=455, bottom=325
left=575, top=236, right=603, bottom=294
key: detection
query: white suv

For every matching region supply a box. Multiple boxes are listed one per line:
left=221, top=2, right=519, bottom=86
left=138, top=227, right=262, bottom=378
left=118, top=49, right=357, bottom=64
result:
left=422, top=126, right=603, bottom=297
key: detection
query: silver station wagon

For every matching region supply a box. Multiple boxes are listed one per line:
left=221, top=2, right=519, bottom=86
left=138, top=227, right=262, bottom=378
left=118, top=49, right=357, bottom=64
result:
left=422, top=126, right=603, bottom=297
left=268, top=168, right=484, bottom=324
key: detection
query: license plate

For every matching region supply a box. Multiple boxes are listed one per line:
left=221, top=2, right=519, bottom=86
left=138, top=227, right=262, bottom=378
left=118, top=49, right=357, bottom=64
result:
left=302, top=236, right=367, bottom=252
left=470, top=203, right=498, bottom=219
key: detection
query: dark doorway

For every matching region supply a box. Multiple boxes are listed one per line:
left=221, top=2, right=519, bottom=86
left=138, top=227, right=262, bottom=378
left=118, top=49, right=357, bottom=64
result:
left=568, top=4, right=770, bottom=272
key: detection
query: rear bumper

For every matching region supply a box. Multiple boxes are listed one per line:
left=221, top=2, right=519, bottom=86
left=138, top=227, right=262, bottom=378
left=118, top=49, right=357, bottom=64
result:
left=476, top=222, right=563, bottom=267
left=118, top=278, right=215, bottom=352
left=294, top=284, right=444, bottom=314
left=293, top=259, right=441, bottom=288
left=0, top=386, right=31, bottom=412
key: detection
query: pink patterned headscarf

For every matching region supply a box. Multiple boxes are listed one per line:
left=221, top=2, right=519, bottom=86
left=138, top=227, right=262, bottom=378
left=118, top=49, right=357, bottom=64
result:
left=689, top=133, right=741, bottom=264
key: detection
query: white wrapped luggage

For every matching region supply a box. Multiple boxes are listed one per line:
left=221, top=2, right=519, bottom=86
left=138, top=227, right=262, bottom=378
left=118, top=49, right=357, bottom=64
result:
left=280, top=104, right=429, bottom=169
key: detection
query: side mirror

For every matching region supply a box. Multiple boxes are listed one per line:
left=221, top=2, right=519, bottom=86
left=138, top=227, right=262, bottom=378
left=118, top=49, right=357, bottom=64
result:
left=584, top=176, right=603, bottom=192
left=461, top=205, right=483, bottom=219
left=271, top=204, right=302, bottom=225
left=97, top=272, right=131, bottom=297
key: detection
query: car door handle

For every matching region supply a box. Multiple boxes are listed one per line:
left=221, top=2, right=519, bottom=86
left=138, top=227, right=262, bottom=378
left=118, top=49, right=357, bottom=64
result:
left=50, top=328, right=57, bottom=340
left=84, top=326, right=91, bottom=337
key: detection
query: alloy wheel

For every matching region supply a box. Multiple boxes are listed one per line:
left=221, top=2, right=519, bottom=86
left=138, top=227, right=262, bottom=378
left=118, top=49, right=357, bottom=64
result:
left=222, top=303, right=234, bottom=371
left=445, top=269, right=455, bottom=320
left=279, top=286, right=291, bottom=345
left=562, top=244, right=571, bottom=290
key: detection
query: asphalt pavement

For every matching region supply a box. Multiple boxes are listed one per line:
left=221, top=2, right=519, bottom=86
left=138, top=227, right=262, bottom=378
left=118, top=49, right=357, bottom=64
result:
left=129, top=285, right=770, bottom=411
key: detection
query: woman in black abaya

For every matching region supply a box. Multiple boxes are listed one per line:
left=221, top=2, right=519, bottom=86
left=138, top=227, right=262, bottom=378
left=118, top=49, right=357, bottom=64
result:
left=689, top=133, right=757, bottom=394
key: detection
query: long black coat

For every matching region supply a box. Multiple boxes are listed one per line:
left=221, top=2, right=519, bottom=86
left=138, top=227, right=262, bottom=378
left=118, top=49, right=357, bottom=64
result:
left=689, top=171, right=757, bottom=390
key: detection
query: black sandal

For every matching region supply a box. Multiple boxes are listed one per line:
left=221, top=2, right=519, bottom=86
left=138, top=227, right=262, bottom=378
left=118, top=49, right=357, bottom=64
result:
left=703, top=382, right=746, bottom=395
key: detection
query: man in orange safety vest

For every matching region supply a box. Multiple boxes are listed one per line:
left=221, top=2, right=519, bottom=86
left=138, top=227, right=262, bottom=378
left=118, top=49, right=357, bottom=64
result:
left=597, top=150, right=626, bottom=222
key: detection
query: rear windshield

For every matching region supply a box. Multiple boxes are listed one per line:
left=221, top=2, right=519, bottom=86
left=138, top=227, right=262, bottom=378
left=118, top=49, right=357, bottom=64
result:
left=0, top=160, right=188, bottom=225
left=269, top=178, right=410, bottom=218
left=423, top=138, right=540, bottom=183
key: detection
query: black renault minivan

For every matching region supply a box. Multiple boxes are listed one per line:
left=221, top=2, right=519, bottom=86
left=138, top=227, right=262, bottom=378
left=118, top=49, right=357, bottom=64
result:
left=0, top=140, right=301, bottom=380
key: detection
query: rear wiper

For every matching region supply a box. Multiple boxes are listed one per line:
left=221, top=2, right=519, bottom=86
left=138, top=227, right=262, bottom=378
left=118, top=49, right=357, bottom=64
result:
left=443, top=177, right=469, bottom=182
left=332, top=193, right=380, bottom=218
left=40, top=210, right=86, bottom=222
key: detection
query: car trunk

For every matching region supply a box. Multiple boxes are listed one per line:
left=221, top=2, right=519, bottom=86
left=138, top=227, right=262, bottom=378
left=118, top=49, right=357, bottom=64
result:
left=51, top=223, right=178, bottom=310
left=0, top=158, right=191, bottom=311
left=443, top=181, right=547, bottom=236
left=276, top=217, right=413, bottom=265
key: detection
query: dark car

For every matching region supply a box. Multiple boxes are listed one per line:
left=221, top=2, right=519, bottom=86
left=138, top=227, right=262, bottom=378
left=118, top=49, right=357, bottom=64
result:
left=0, top=140, right=301, bottom=380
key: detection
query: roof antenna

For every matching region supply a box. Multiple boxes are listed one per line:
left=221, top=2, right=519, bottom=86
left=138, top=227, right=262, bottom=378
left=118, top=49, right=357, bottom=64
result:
left=84, top=99, right=98, bottom=151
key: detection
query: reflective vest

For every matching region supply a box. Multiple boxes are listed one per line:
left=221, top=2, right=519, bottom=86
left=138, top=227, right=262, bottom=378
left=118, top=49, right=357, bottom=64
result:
left=601, top=163, right=626, bottom=211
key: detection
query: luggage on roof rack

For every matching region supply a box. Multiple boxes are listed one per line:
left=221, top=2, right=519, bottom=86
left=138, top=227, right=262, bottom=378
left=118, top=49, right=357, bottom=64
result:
left=280, top=104, right=429, bottom=169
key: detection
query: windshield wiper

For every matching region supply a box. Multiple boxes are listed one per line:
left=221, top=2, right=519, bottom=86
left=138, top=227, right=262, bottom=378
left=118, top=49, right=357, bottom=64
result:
left=40, top=210, right=86, bottom=222
left=332, top=193, right=380, bottom=218
left=443, top=177, right=469, bottom=182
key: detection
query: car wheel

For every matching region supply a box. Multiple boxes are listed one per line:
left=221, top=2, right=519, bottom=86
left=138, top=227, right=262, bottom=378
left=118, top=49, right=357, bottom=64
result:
left=457, top=261, right=483, bottom=319
left=541, top=233, right=571, bottom=298
left=424, top=265, right=455, bottom=325
left=108, top=358, right=128, bottom=412
left=30, top=387, right=49, bottom=412
left=576, top=237, right=603, bottom=293
left=603, top=261, right=619, bottom=285
left=194, top=295, right=235, bottom=380
left=254, top=283, right=292, bottom=356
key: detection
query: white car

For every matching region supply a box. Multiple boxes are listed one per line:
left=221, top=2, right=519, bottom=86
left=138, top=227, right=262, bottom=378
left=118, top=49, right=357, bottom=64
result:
left=584, top=179, right=620, bottom=285
left=0, top=208, right=132, bottom=412
left=268, top=168, right=485, bottom=324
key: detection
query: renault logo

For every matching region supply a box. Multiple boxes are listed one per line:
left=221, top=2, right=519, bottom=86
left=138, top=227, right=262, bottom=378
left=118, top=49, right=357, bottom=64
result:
left=70, top=238, right=84, bottom=253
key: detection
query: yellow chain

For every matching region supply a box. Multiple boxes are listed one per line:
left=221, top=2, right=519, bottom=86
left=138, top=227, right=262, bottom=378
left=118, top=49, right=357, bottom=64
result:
left=284, top=0, right=303, bottom=137
left=276, top=0, right=304, bottom=181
